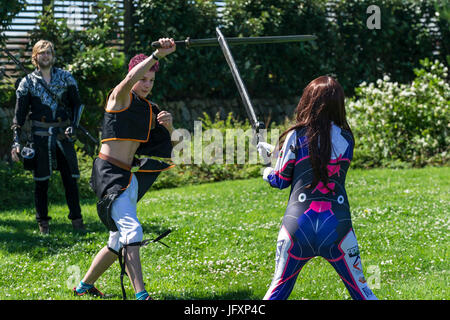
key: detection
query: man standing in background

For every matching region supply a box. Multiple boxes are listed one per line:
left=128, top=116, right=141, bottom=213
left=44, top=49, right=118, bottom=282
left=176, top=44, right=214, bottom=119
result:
left=11, top=40, right=86, bottom=235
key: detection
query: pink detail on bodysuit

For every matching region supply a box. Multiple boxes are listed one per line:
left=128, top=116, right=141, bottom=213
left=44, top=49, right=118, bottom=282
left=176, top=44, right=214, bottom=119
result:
left=309, top=201, right=332, bottom=213
left=332, top=152, right=351, bottom=162
left=330, top=154, right=343, bottom=163
left=278, top=159, right=295, bottom=173
left=327, top=155, right=343, bottom=177
left=327, top=154, right=352, bottom=177
left=274, top=171, right=292, bottom=181
left=330, top=154, right=351, bottom=164
left=327, top=163, right=341, bottom=177
left=312, top=181, right=335, bottom=195
left=279, top=266, right=304, bottom=287
left=273, top=160, right=295, bottom=181
left=289, top=254, right=314, bottom=261
left=295, top=155, right=310, bottom=165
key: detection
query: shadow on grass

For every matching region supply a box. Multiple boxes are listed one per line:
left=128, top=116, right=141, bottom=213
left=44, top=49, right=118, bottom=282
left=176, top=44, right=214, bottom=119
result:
left=159, top=289, right=258, bottom=300
left=98, top=289, right=259, bottom=301
left=0, top=219, right=102, bottom=258
left=0, top=194, right=98, bottom=213
left=74, top=289, right=258, bottom=300
left=0, top=214, right=173, bottom=262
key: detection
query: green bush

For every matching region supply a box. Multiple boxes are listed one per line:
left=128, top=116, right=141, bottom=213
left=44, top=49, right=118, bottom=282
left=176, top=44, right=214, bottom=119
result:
left=347, top=58, right=449, bottom=168
left=152, top=112, right=283, bottom=190
left=221, top=0, right=449, bottom=97
left=220, top=0, right=335, bottom=97
left=0, top=0, right=27, bottom=132
left=67, top=46, right=126, bottom=154
left=331, top=0, right=449, bottom=94
left=129, top=0, right=448, bottom=101
left=131, top=0, right=221, bottom=101
left=28, top=1, right=123, bottom=66
left=0, top=0, right=26, bottom=42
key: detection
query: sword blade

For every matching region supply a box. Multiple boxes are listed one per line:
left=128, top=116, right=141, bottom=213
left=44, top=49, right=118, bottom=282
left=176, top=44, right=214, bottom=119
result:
left=152, top=229, right=172, bottom=243
left=3, top=47, right=30, bottom=74
left=78, top=124, right=97, bottom=144
left=75, top=104, right=85, bottom=128
left=216, top=28, right=274, bottom=166
left=151, top=34, right=316, bottom=48
left=216, top=27, right=260, bottom=131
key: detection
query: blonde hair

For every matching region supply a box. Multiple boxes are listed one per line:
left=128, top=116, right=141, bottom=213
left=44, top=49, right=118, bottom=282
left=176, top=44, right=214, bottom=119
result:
left=31, top=40, right=55, bottom=67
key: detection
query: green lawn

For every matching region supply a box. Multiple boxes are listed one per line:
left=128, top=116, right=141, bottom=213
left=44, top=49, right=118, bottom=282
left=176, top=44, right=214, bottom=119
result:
left=0, top=167, right=448, bottom=300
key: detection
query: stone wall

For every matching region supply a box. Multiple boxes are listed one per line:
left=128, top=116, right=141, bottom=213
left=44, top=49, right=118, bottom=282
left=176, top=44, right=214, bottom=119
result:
left=160, top=97, right=298, bottom=130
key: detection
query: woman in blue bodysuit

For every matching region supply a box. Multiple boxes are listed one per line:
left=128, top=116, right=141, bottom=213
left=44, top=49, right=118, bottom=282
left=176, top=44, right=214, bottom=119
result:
left=257, top=76, right=377, bottom=300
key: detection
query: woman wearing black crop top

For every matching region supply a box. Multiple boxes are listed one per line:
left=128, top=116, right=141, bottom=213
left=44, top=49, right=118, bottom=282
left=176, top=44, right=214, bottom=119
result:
left=73, top=38, right=176, bottom=300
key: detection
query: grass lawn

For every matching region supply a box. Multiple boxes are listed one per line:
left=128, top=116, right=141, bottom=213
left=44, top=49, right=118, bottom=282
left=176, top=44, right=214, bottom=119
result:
left=0, top=166, right=448, bottom=300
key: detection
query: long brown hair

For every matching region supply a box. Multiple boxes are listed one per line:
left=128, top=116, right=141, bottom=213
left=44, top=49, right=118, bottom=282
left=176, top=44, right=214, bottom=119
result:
left=31, top=40, right=55, bottom=67
left=279, top=76, right=353, bottom=189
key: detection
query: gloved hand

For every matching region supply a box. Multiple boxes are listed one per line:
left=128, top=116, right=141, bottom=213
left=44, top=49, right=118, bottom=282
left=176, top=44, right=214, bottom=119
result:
left=262, top=166, right=274, bottom=182
left=257, top=141, right=275, bottom=158
left=11, top=143, right=21, bottom=162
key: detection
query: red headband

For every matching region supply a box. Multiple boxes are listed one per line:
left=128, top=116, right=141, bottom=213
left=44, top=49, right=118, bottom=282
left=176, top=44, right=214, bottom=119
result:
left=128, top=53, right=159, bottom=72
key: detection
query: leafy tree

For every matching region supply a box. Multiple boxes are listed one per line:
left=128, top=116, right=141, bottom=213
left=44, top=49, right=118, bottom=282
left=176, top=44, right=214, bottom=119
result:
left=0, top=0, right=27, bottom=46
left=131, top=0, right=221, bottom=101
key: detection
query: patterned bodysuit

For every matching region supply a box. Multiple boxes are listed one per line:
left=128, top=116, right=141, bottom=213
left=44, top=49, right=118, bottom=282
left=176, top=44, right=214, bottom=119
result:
left=263, top=124, right=377, bottom=300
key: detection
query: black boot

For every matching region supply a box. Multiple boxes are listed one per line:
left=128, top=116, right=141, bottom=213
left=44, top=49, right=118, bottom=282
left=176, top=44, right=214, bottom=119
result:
left=38, top=220, right=49, bottom=235
left=72, top=218, right=87, bottom=232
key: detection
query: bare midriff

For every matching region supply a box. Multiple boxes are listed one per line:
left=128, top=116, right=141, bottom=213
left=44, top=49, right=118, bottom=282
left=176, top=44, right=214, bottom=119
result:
left=99, top=140, right=140, bottom=167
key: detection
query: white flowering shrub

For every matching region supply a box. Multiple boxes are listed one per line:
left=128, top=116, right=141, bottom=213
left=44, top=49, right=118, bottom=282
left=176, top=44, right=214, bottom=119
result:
left=347, top=58, right=449, bottom=167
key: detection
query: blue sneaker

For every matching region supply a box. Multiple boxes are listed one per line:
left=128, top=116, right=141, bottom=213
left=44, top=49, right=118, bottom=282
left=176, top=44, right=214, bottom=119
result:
left=73, top=286, right=105, bottom=298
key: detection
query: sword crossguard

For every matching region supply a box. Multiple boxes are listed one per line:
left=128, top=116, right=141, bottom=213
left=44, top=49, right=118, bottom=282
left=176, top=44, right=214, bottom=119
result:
left=255, top=121, right=265, bottom=131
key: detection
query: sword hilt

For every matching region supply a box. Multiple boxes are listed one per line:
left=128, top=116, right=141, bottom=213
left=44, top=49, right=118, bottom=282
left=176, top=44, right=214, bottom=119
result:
left=151, top=38, right=190, bottom=49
